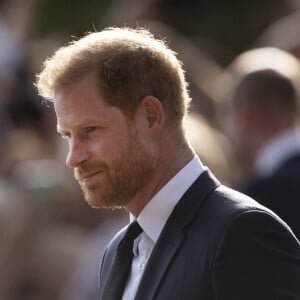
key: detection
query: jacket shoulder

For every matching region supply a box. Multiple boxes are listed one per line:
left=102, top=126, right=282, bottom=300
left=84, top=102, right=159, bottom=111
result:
left=99, top=225, right=128, bottom=295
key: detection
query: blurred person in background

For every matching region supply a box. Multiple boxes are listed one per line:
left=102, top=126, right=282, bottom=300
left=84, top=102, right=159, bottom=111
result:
left=0, top=122, right=91, bottom=300
left=0, top=1, right=47, bottom=299
left=60, top=211, right=128, bottom=300
left=0, top=177, right=38, bottom=300
left=0, top=0, right=43, bottom=131
left=0, top=109, right=38, bottom=300
left=0, top=2, right=104, bottom=299
left=184, top=112, right=232, bottom=185
left=216, top=47, right=300, bottom=179
left=36, top=27, right=300, bottom=299
left=225, top=67, right=300, bottom=239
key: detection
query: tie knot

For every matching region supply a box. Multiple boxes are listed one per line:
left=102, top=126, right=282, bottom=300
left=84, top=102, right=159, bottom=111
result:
left=126, top=221, right=143, bottom=241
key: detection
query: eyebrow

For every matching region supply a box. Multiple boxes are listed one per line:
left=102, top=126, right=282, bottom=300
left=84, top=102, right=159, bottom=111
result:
left=56, top=116, right=108, bottom=134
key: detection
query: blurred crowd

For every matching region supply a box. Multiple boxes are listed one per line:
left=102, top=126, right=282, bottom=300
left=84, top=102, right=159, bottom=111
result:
left=1, top=0, right=300, bottom=299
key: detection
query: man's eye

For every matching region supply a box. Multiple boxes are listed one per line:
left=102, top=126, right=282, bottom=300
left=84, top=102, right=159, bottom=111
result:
left=85, top=126, right=99, bottom=133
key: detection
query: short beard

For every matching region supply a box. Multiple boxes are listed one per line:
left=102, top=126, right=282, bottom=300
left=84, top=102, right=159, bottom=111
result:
left=74, top=133, right=156, bottom=209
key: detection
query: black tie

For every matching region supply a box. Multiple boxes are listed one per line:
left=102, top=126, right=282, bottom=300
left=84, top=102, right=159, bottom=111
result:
left=102, top=221, right=143, bottom=300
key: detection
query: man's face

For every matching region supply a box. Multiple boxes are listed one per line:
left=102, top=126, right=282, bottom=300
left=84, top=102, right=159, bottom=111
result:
left=54, top=74, right=155, bottom=209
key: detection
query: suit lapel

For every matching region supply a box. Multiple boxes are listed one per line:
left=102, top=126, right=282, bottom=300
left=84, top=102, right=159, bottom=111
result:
left=134, top=170, right=220, bottom=300
left=99, top=226, right=128, bottom=297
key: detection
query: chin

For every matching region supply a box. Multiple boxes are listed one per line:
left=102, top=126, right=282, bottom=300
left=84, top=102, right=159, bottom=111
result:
left=83, top=190, right=128, bottom=210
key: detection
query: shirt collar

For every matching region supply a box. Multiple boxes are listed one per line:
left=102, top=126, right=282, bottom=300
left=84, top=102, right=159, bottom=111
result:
left=130, top=156, right=206, bottom=243
left=254, top=128, right=300, bottom=177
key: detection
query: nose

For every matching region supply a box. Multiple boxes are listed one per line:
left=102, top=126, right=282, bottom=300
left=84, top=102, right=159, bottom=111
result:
left=66, top=139, right=89, bottom=168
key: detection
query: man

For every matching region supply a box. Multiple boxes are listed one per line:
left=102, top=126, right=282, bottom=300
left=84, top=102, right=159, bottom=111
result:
left=227, top=68, right=300, bottom=240
left=36, top=27, right=300, bottom=299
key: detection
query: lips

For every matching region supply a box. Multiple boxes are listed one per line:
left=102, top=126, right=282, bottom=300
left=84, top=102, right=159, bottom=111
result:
left=78, top=170, right=103, bottom=183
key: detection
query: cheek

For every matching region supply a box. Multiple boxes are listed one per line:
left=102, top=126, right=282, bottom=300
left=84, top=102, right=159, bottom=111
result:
left=90, top=132, right=131, bottom=162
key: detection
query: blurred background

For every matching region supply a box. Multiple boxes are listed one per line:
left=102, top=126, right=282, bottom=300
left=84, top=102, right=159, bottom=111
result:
left=1, top=0, right=300, bottom=299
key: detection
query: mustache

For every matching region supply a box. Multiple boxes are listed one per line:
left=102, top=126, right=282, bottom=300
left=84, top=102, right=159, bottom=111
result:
left=74, top=162, right=107, bottom=180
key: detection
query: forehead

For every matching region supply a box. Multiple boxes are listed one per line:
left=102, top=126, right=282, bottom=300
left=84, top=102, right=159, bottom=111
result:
left=53, top=73, right=127, bottom=130
left=54, top=72, right=100, bottom=106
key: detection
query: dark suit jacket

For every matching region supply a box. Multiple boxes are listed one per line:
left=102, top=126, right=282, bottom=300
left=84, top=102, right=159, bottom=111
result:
left=241, top=154, right=300, bottom=240
left=99, top=170, right=300, bottom=300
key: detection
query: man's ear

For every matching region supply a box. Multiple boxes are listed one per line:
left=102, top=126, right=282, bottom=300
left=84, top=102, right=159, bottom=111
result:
left=138, top=96, right=165, bottom=133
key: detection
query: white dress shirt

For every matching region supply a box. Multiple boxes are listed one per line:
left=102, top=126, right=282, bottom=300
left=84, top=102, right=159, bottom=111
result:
left=254, top=128, right=300, bottom=177
left=122, top=156, right=206, bottom=300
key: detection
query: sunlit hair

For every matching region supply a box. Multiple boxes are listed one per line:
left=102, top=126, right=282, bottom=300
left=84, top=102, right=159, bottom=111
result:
left=35, top=27, right=191, bottom=124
